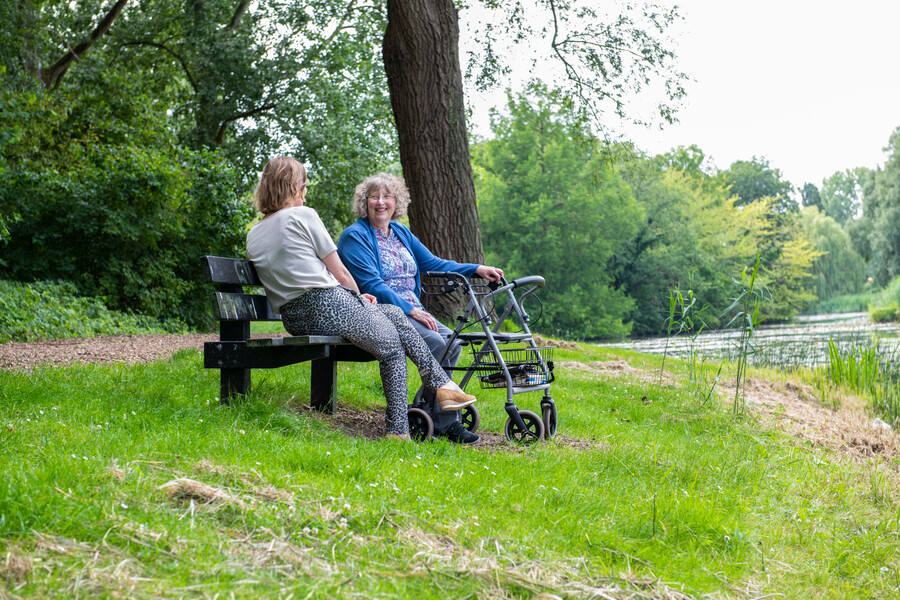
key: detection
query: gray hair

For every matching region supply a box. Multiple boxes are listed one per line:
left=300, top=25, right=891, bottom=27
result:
left=352, top=173, right=412, bottom=220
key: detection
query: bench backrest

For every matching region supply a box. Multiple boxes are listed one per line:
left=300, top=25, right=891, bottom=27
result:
left=202, top=256, right=280, bottom=323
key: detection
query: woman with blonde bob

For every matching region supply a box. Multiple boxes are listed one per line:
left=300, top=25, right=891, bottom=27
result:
left=337, top=173, right=503, bottom=444
left=246, top=157, right=476, bottom=441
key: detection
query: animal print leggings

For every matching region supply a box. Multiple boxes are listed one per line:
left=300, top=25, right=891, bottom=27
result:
left=280, top=286, right=450, bottom=434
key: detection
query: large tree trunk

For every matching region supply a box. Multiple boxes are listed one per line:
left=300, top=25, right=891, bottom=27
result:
left=383, top=0, right=484, bottom=318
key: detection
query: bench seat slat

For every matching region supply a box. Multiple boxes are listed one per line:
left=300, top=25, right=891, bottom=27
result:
left=204, top=341, right=331, bottom=369
left=247, top=335, right=350, bottom=347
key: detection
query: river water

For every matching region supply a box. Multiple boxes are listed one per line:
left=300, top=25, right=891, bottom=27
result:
left=600, top=312, right=900, bottom=369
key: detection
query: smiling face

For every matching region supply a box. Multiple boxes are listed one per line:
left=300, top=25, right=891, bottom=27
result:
left=366, top=187, right=396, bottom=231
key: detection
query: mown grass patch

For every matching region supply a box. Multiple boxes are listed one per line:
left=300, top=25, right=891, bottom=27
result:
left=0, top=344, right=898, bottom=598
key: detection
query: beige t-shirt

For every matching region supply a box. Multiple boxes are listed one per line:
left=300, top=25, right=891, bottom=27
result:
left=246, top=206, right=338, bottom=312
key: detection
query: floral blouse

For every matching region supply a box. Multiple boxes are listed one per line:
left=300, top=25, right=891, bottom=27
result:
left=375, top=228, right=424, bottom=310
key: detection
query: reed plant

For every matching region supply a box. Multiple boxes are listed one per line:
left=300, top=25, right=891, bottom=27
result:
left=723, top=254, right=770, bottom=416
left=826, top=337, right=900, bottom=427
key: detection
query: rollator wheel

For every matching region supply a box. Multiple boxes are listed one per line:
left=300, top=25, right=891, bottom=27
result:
left=407, top=407, right=434, bottom=442
left=541, top=398, right=557, bottom=439
left=504, top=410, right=544, bottom=445
left=461, top=404, right=480, bottom=433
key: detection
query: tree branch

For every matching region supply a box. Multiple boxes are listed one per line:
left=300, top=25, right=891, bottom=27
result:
left=121, top=41, right=199, bottom=93
left=40, top=0, right=129, bottom=90
left=216, top=103, right=276, bottom=144
left=223, top=1, right=251, bottom=31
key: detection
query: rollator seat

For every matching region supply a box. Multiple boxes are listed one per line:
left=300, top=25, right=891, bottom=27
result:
left=455, top=332, right=533, bottom=343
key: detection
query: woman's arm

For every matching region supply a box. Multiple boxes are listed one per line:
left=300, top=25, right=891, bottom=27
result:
left=321, top=251, right=360, bottom=293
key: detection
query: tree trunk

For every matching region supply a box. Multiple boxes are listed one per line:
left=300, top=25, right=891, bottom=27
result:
left=383, top=0, right=484, bottom=318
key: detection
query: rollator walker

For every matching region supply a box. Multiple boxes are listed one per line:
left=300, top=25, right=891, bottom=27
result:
left=408, top=272, right=557, bottom=444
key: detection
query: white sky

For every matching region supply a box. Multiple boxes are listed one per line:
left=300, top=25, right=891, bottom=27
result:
left=464, top=0, right=900, bottom=189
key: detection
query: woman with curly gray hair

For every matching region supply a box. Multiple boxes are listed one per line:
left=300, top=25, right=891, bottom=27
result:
left=337, top=173, right=504, bottom=445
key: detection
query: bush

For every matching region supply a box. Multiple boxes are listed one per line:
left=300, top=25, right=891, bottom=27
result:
left=0, top=146, right=254, bottom=330
left=0, top=279, right=184, bottom=342
left=870, top=303, right=899, bottom=323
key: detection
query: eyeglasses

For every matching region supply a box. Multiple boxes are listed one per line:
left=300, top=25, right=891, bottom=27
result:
left=366, top=194, right=394, bottom=201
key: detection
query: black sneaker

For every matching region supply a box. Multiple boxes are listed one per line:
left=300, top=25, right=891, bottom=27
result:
left=446, top=421, right=479, bottom=445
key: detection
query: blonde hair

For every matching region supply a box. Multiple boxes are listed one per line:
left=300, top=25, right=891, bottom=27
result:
left=255, top=157, right=307, bottom=215
left=352, top=173, right=412, bottom=219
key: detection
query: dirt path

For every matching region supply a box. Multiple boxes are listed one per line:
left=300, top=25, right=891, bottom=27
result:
left=3, top=335, right=897, bottom=462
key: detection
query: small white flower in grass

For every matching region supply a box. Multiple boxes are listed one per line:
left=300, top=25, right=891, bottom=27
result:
left=339, top=518, right=348, bottom=530
left=343, top=503, right=351, bottom=511
left=338, top=469, right=344, bottom=474
left=239, top=429, right=245, bottom=435
left=131, top=411, right=136, bottom=416
left=71, top=454, right=78, bottom=459
left=552, top=487, right=559, bottom=491
left=256, top=462, right=261, bottom=466
left=369, top=483, right=377, bottom=488
left=26, top=419, right=31, bottom=422
left=493, top=489, right=498, bottom=493
left=425, top=509, right=432, bottom=515
left=39, top=410, right=44, bottom=415
left=302, top=526, right=311, bottom=534
left=490, top=471, right=496, bottom=475
left=483, top=466, right=488, bottom=470
left=469, top=471, right=475, bottom=475
left=120, top=503, right=128, bottom=509
left=326, top=451, right=331, bottom=456
left=199, top=419, right=203, bottom=423
left=433, top=464, right=439, bottom=469
left=82, top=456, right=88, bottom=460
left=416, top=455, right=422, bottom=460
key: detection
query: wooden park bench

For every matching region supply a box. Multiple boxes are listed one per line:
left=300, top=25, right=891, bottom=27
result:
left=201, top=255, right=375, bottom=412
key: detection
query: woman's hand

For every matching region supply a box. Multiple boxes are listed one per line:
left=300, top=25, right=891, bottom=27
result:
left=475, top=265, right=504, bottom=282
left=361, top=293, right=377, bottom=304
left=409, top=307, right=438, bottom=331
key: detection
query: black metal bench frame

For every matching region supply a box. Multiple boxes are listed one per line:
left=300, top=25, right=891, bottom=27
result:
left=202, top=255, right=375, bottom=412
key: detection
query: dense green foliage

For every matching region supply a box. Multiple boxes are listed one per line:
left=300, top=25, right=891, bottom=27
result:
left=0, top=100, right=252, bottom=328
left=0, top=0, right=397, bottom=331
left=474, top=89, right=825, bottom=338
left=719, top=156, right=797, bottom=212
left=0, top=279, right=182, bottom=342
left=855, top=129, right=900, bottom=287
left=474, top=88, right=640, bottom=338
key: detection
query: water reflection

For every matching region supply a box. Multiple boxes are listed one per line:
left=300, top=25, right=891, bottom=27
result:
left=601, top=312, right=900, bottom=369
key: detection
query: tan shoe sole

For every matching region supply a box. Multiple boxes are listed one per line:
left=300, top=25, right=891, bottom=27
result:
left=436, top=388, right=477, bottom=411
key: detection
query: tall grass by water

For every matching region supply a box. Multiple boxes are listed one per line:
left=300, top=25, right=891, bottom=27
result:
left=1, top=342, right=899, bottom=598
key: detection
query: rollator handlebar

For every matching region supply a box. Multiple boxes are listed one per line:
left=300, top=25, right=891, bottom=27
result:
left=509, top=275, right=545, bottom=289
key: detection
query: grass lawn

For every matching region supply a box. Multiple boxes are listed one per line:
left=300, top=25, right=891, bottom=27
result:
left=0, top=341, right=898, bottom=599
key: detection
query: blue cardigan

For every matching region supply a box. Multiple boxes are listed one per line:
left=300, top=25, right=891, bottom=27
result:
left=337, top=218, right=479, bottom=315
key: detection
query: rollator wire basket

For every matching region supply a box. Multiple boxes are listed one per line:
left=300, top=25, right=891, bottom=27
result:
left=471, top=346, right=555, bottom=389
